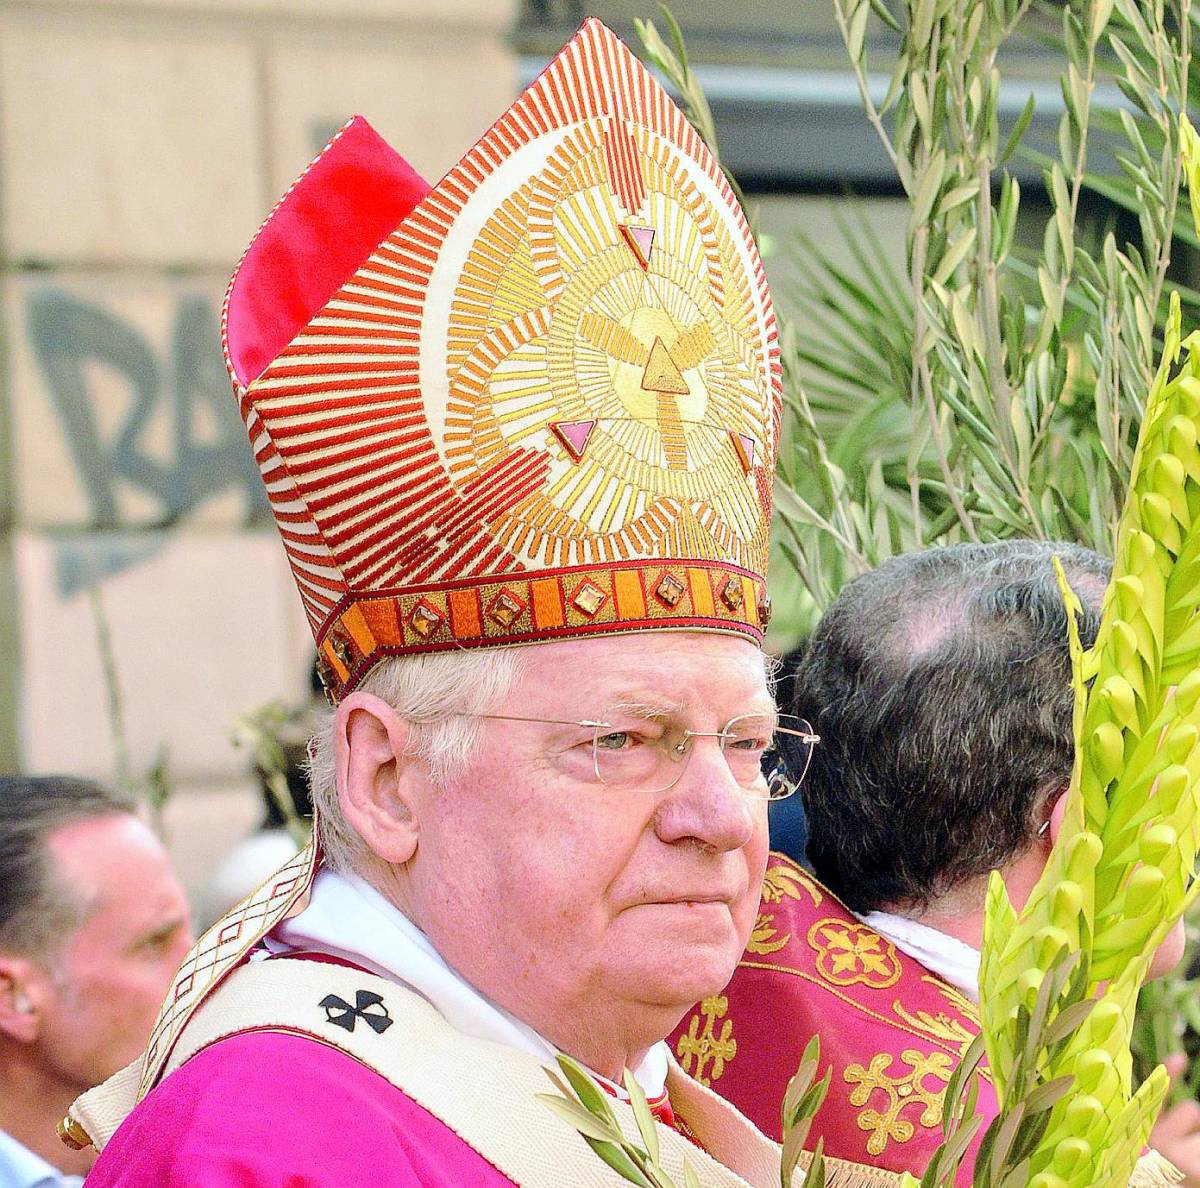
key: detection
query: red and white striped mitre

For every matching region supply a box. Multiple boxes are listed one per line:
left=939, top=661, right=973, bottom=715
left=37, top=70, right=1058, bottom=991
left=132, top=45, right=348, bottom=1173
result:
left=224, top=17, right=782, bottom=702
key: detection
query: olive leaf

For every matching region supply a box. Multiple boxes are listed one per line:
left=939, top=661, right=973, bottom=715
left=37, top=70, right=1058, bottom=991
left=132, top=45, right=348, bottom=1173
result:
left=539, top=1056, right=696, bottom=1188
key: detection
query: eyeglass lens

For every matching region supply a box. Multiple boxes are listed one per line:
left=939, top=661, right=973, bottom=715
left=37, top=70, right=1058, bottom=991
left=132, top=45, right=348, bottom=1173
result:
left=590, top=712, right=817, bottom=799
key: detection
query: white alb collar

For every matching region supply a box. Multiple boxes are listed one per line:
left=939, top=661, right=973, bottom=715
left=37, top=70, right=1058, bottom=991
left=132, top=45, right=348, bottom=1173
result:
left=264, top=868, right=670, bottom=1099
left=857, top=909, right=981, bottom=1001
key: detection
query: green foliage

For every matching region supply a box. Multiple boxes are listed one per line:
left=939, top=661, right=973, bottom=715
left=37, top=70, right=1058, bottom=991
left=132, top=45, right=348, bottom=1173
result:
left=778, top=0, right=1192, bottom=623
left=230, top=700, right=312, bottom=848
left=959, top=282, right=1200, bottom=1188
left=909, top=1030, right=988, bottom=1187
left=780, top=1036, right=832, bottom=1187
left=784, top=6, right=1200, bottom=1174
left=537, top=1041, right=831, bottom=1187
left=634, top=9, right=722, bottom=174
left=1065, top=4, right=1200, bottom=261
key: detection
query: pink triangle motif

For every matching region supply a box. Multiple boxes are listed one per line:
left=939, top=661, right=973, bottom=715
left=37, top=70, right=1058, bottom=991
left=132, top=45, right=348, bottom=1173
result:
left=551, top=420, right=597, bottom=462
left=731, top=431, right=756, bottom=474
left=619, top=224, right=655, bottom=270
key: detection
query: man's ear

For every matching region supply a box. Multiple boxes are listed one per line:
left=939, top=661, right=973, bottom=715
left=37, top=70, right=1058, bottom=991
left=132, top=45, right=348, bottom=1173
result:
left=335, top=692, right=422, bottom=865
left=1044, top=784, right=1070, bottom=850
left=0, top=957, right=43, bottom=1044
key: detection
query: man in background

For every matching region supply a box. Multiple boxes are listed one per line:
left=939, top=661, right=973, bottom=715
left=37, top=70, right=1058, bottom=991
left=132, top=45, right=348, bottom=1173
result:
left=0, top=776, right=192, bottom=1187
left=674, top=540, right=1195, bottom=1185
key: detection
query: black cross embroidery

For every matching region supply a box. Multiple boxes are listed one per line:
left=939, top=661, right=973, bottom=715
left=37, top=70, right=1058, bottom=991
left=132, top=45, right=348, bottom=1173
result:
left=319, top=990, right=394, bottom=1035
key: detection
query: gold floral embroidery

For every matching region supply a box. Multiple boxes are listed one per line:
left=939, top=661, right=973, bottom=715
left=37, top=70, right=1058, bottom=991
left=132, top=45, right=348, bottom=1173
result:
left=807, top=918, right=903, bottom=989
left=891, top=978, right=993, bottom=1083
left=844, top=1049, right=955, bottom=1155
left=929, top=978, right=980, bottom=1023
left=675, top=995, right=737, bottom=1085
left=761, top=862, right=823, bottom=906
left=747, top=862, right=823, bottom=956
left=746, top=912, right=790, bottom=955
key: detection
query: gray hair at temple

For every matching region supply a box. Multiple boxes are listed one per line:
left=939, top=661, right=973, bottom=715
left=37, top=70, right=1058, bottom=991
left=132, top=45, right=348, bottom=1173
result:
left=793, top=539, right=1111, bottom=914
left=306, top=649, right=526, bottom=871
left=0, top=776, right=137, bottom=959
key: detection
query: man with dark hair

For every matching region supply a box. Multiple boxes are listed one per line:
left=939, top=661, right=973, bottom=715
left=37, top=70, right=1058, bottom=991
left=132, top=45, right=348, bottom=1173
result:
left=0, top=776, right=191, bottom=1187
left=673, top=541, right=1194, bottom=1185
left=801, top=539, right=1111, bottom=922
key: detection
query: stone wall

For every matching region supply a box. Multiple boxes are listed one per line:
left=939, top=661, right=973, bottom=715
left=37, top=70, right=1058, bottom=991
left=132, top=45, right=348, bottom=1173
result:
left=0, top=0, right=519, bottom=893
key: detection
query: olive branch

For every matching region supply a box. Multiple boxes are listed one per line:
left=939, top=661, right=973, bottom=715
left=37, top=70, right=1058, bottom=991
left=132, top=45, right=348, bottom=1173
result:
left=537, top=1039, right=831, bottom=1188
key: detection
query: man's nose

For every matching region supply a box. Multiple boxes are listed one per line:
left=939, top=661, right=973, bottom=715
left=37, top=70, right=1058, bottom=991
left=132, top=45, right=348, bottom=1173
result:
left=653, top=739, right=757, bottom=852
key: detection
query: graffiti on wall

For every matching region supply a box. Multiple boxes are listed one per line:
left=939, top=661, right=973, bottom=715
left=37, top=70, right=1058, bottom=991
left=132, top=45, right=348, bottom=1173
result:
left=27, top=288, right=269, bottom=532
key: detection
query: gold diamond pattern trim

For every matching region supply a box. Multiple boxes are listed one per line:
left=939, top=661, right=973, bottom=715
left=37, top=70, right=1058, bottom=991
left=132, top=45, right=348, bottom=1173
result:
left=719, top=577, right=744, bottom=612
left=327, top=628, right=354, bottom=669
left=138, top=841, right=319, bottom=1098
left=757, top=591, right=773, bottom=627
left=313, top=565, right=766, bottom=701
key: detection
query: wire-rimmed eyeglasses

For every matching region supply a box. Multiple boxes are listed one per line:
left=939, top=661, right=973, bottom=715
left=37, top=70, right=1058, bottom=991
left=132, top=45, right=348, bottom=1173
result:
left=473, top=710, right=819, bottom=800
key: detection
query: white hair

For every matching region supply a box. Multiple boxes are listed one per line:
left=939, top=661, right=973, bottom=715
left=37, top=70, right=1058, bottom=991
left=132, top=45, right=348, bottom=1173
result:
left=307, top=649, right=525, bottom=871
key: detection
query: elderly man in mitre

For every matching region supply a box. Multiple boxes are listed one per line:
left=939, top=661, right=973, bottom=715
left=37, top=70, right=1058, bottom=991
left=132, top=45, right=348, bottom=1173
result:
left=62, top=21, right=880, bottom=1188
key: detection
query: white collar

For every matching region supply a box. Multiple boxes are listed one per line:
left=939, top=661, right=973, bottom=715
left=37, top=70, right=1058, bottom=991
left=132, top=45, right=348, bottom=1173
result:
left=264, top=868, right=669, bottom=1099
left=0, top=1129, right=83, bottom=1188
left=857, top=909, right=981, bottom=1001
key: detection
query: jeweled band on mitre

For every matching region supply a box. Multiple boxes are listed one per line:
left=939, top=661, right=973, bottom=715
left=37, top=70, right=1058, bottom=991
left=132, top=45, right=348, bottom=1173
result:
left=315, top=561, right=771, bottom=693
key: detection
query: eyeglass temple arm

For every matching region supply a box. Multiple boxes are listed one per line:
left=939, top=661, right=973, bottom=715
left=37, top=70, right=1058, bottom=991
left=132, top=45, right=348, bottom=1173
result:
left=776, top=725, right=821, bottom=744
left=481, top=713, right=819, bottom=743
left=477, top=713, right=610, bottom=729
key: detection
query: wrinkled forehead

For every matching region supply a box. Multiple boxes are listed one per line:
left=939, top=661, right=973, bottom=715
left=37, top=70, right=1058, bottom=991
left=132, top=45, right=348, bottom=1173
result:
left=512, top=631, right=774, bottom=715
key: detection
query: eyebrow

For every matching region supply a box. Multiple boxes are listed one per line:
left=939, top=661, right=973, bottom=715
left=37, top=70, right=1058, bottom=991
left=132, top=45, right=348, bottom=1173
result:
left=602, top=697, right=777, bottom=721
left=603, top=697, right=686, bottom=719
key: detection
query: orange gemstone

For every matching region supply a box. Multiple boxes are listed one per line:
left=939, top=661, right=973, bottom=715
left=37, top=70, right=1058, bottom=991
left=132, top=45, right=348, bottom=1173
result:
left=410, top=601, right=444, bottom=639
left=487, top=590, right=525, bottom=628
left=655, top=574, right=686, bottom=607
left=571, top=581, right=607, bottom=617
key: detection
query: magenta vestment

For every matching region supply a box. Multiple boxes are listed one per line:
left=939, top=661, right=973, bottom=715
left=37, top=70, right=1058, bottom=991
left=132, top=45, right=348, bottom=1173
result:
left=84, top=1031, right=516, bottom=1187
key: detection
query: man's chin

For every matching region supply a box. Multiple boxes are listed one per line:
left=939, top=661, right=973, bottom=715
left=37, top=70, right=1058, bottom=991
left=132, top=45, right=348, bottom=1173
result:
left=607, top=903, right=746, bottom=997
left=619, top=946, right=741, bottom=1012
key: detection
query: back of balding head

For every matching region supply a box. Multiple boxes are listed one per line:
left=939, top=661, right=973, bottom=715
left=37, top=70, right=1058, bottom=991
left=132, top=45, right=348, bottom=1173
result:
left=793, top=540, right=1110, bottom=913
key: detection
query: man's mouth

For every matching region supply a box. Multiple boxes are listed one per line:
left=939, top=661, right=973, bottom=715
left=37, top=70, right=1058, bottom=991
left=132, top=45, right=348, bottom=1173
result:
left=642, top=893, right=733, bottom=906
